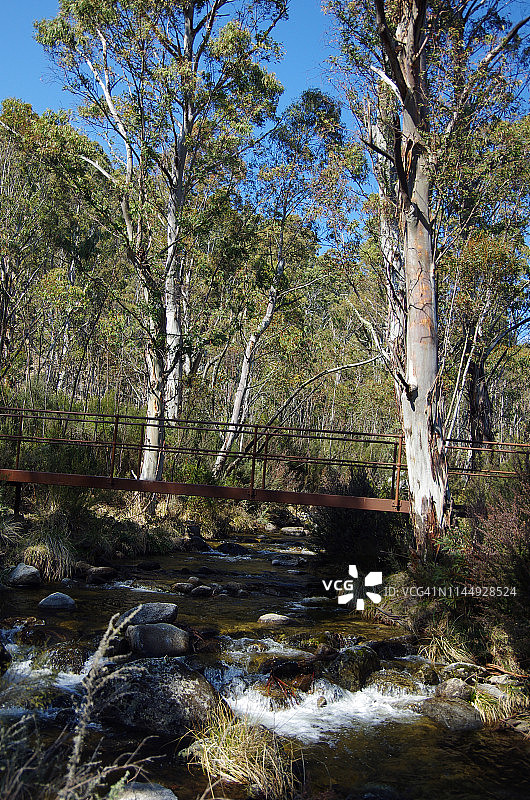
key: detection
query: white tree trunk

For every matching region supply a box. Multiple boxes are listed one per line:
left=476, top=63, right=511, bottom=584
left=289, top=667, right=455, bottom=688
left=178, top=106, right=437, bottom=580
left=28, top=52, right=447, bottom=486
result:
left=213, top=255, right=285, bottom=477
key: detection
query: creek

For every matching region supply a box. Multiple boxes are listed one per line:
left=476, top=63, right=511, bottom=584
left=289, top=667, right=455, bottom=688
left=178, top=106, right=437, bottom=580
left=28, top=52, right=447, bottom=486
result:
left=1, top=531, right=529, bottom=800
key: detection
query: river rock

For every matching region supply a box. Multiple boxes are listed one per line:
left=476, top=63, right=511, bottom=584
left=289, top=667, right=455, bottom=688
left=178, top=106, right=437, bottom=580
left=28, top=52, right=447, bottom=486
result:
left=93, top=657, right=220, bottom=737
left=73, top=561, right=92, bottom=578
left=414, top=697, right=483, bottom=731
left=127, top=623, right=190, bottom=656
left=217, top=542, right=252, bottom=556
left=117, top=602, right=179, bottom=628
left=366, top=668, right=421, bottom=695
left=441, top=662, right=489, bottom=681
left=190, top=585, right=213, bottom=597
left=8, top=563, right=41, bottom=587
left=435, top=678, right=473, bottom=701
left=476, top=683, right=509, bottom=701
left=171, top=582, right=193, bottom=594
left=187, top=576, right=201, bottom=586
left=188, top=535, right=211, bottom=552
left=264, top=523, right=278, bottom=532
left=86, top=566, right=118, bottom=584
left=112, top=782, right=178, bottom=800
left=280, top=526, right=305, bottom=535
left=224, top=581, right=243, bottom=595
left=38, top=592, right=76, bottom=610
left=364, top=635, right=417, bottom=659
left=323, top=645, right=380, bottom=692
left=258, top=613, right=294, bottom=626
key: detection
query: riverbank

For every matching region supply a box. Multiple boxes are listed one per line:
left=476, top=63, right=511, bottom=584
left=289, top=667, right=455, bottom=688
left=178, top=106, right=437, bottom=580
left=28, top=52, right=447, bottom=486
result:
left=1, top=527, right=530, bottom=799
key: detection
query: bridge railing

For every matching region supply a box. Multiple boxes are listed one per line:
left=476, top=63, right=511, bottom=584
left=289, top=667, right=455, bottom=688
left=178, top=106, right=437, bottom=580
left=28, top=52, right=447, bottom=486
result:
left=0, top=406, right=528, bottom=505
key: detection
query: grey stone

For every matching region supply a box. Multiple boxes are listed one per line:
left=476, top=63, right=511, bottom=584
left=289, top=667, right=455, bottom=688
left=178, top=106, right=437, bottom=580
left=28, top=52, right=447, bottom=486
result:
left=264, top=523, right=278, bottom=532
left=8, top=563, right=41, bottom=587
left=38, top=592, right=76, bottom=610
left=112, top=780, right=178, bottom=799
left=187, top=576, right=201, bottom=586
left=257, top=613, right=294, bottom=626
left=366, top=668, right=421, bottom=695
left=414, top=697, right=483, bottom=731
left=190, top=585, right=213, bottom=597
left=126, top=623, right=190, bottom=656
left=224, top=581, right=243, bottom=595
left=441, top=661, right=489, bottom=681
left=280, top=526, right=305, bottom=534
left=435, top=678, right=473, bottom=701
left=93, top=657, right=220, bottom=737
left=117, top=603, right=178, bottom=628
left=476, top=683, right=508, bottom=701
left=171, top=583, right=193, bottom=594
left=323, top=645, right=380, bottom=692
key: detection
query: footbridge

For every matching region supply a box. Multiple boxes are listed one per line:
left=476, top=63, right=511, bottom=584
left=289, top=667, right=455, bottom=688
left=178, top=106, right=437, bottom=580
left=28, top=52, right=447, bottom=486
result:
left=0, top=407, right=527, bottom=514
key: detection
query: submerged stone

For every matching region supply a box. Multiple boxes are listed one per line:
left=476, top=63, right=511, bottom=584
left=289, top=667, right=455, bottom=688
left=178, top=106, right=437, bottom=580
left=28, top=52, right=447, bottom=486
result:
left=38, top=592, right=76, bottom=610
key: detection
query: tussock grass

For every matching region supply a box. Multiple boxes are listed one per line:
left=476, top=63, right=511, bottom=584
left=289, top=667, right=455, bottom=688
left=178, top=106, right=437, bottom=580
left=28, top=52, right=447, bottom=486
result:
left=473, top=684, right=530, bottom=724
left=189, top=702, right=301, bottom=799
left=418, top=615, right=475, bottom=664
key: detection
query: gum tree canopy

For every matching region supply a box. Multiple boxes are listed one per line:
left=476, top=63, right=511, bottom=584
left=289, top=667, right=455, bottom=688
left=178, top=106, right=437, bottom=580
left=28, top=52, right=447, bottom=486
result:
left=36, top=0, right=287, bottom=481
left=327, top=0, right=530, bottom=557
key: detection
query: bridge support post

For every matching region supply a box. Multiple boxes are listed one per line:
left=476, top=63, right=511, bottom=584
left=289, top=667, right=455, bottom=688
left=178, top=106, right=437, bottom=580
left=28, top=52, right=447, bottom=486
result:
left=393, top=435, right=403, bottom=511
left=13, top=483, right=22, bottom=518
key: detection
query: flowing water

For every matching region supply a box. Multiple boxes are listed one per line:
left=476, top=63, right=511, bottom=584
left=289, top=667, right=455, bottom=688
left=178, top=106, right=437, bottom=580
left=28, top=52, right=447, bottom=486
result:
left=1, top=533, right=529, bottom=799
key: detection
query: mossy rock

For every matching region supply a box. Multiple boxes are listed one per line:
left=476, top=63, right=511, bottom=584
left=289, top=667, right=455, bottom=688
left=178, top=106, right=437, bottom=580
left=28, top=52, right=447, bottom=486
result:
left=321, top=645, right=380, bottom=692
left=365, top=668, right=422, bottom=695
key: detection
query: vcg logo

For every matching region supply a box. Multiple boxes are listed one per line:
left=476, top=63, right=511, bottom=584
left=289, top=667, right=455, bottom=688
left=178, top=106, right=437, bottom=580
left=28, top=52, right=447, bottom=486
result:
left=322, top=565, right=383, bottom=610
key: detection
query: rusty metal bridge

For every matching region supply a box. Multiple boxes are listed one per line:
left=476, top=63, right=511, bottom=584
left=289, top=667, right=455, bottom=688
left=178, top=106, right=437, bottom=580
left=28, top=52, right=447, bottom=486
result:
left=0, top=407, right=527, bottom=514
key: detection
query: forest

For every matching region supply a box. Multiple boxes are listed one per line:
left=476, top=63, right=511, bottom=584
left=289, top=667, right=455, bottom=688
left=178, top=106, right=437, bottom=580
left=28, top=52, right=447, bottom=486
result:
left=1, top=2, right=530, bottom=800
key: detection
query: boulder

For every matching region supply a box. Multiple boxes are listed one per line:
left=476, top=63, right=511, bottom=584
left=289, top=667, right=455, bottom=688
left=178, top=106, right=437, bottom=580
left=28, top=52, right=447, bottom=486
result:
left=127, top=624, right=190, bottom=657
left=323, top=645, right=380, bottom=692
left=112, top=781, right=178, bottom=800
left=280, top=526, right=305, bottom=535
left=187, top=576, right=201, bottom=586
left=7, top=563, right=41, bottom=587
left=365, top=669, right=421, bottom=695
left=93, top=657, right=220, bottom=737
left=86, top=566, right=118, bottom=585
left=264, top=523, right=278, bottom=532
left=217, top=542, right=252, bottom=556
left=257, top=613, right=294, bottom=626
left=117, top=603, right=178, bottom=628
left=435, top=678, right=473, bottom=701
left=188, top=535, right=212, bottom=552
left=414, top=697, right=483, bottom=731
left=38, top=592, right=76, bottom=611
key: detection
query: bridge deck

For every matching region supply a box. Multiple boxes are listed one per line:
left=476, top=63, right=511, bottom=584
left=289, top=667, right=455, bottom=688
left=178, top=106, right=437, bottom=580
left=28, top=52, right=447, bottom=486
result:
left=0, top=406, right=527, bottom=512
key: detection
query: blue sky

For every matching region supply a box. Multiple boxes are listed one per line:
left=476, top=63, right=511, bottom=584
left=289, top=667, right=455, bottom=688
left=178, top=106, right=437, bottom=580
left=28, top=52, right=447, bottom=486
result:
left=0, top=1, right=331, bottom=116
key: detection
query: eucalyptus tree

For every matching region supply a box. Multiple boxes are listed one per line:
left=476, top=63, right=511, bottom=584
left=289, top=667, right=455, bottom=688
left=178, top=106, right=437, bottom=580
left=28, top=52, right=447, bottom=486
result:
left=37, top=0, right=287, bottom=480
left=212, top=89, right=346, bottom=475
left=326, top=0, right=530, bottom=556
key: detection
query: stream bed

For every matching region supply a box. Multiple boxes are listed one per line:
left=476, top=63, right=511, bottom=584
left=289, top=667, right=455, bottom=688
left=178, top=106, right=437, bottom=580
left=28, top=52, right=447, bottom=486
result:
left=1, top=532, right=529, bottom=800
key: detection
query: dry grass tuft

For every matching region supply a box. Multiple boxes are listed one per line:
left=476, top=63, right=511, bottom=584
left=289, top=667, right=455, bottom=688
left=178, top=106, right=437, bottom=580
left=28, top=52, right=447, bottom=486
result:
left=189, top=702, right=301, bottom=799
left=418, top=614, right=475, bottom=664
left=473, top=685, right=530, bottom=724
